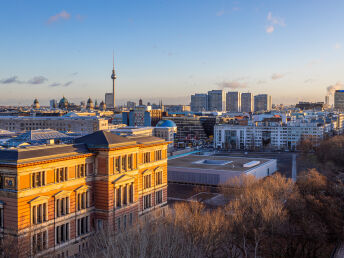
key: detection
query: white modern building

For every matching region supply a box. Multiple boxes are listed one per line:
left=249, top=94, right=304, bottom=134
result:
left=214, top=121, right=325, bottom=151
left=168, top=154, right=277, bottom=185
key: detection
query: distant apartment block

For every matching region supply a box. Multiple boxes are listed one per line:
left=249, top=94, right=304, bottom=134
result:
left=0, top=115, right=108, bottom=135
left=208, top=90, right=226, bottom=111
left=191, top=94, right=208, bottom=112
left=105, top=93, right=114, bottom=109
left=122, top=106, right=162, bottom=127
left=226, top=92, right=241, bottom=112
left=241, top=93, right=254, bottom=113
left=254, top=94, right=272, bottom=112
left=335, top=90, right=344, bottom=111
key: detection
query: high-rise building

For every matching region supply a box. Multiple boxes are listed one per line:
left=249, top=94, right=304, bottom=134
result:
left=254, top=94, right=272, bottom=112
left=325, top=95, right=330, bottom=106
left=208, top=90, right=226, bottom=111
left=241, top=93, right=253, bottom=113
left=50, top=99, right=57, bottom=109
left=226, top=92, right=241, bottom=112
left=334, top=90, right=344, bottom=111
left=105, top=93, right=113, bottom=108
left=190, top=94, right=208, bottom=112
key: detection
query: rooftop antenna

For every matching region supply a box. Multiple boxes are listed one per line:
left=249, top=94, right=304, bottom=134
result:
left=113, top=49, right=115, bottom=71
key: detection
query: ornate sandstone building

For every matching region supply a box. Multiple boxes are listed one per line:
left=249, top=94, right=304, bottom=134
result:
left=0, top=130, right=168, bottom=257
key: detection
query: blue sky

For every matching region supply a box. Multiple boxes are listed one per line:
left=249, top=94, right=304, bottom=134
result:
left=0, top=0, right=343, bottom=105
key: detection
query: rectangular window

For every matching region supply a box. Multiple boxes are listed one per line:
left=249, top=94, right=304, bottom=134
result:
left=143, top=194, right=152, bottom=210
left=128, top=155, right=133, bottom=170
left=55, top=168, right=68, bottom=183
left=123, top=215, right=127, bottom=229
left=56, top=197, right=69, bottom=217
left=156, top=171, right=163, bottom=185
left=156, top=190, right=163, bottom=204
left=155, top=150, right=162, bottom=161
left=32, top=231, right=48, bottom=254
left=143, top=175, right=151, bottom=189
left=117, top=217, right=121, bottom=231
left=55, top=223, right=69, bottom=245
left=129, top=184, right=134, bottom=203
left=129, top=213, right=133, bottom=225
left=77, top=192, right=88, bottom=211
left=76, top=164, right=86, bottom=178
left=123, top=185, right=127, bottom=205
left=77, top=216, right=89, bottom=237
left=31, top=171, right=45, bottom=188
left=116, top=187, right=121, bottom=207
left=115, top=157, right=121, bottom=173
left=122, top=155, right=127, bottom=171
left=143, top=152, right=151, bottom=163
left=32, top=203, right=48, bottom=225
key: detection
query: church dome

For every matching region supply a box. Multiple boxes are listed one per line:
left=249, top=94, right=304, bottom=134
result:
left=33, top=98, right=40, bottom=109
left=59, top=96, right=69, bottom=109
left=156, top=120, right=177, bottom=128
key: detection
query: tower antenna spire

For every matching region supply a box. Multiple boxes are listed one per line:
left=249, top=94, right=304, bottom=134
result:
left=113, top=49, right=115, bottom=71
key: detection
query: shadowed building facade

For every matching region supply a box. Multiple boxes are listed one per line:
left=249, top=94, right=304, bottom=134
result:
left=0, top=131, right=168, bottom=257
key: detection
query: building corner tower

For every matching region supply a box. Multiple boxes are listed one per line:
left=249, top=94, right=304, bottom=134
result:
left=111, top=52, right=117, bottom=109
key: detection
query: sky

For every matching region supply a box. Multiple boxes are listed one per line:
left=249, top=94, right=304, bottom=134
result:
left=0, top=0, right=343, bottom=106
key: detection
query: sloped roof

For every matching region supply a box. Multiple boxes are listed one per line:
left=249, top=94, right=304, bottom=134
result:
left=0, top=143, right=89, bottom=164
left=75, top=130, right=137, bottom=148
left=128, top=136, right=166, bottom=145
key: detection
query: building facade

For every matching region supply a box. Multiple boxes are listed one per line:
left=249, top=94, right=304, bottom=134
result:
left=214, top=122, right=325, bottom=151
left=254, top=94, right=272, bottom=112
left=208, top=90, right=226, bottom=111
left=241, top=93, right=254, bottom=113
left=335, top=90, right=344, bottom=111
left=0, top=116, right=108, bottom=135
left=122, top=106, right=162, bottom=127
left=226, top=92, right=241, bottom=112
left=190, top=94, right=208, bottom=112
left=0, top=131, right=168, bottom=257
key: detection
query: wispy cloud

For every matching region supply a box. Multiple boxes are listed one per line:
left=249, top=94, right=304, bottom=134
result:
left=1, top=75, right=47, bottom=85
left=0, top=76, right=21, bottom=84
left=49, top=82, right=61, bottom=87
left=50, top=81, right=73, bottom=87
left=271, top=73, right=284, bottom=80
left=48, top=10, right=71, bottom=24
left=64, top=81, right=73, bottom=87
left=334, top=42, right=341, bottom=49
left=28, top=76, right=48, bottom=84
left=216, top=80, right=247, bottom=89
left=266, top=12, right=285, bottom=34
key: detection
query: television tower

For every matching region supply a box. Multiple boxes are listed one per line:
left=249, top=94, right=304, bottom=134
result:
left=111, top=51, right=117, bottom=109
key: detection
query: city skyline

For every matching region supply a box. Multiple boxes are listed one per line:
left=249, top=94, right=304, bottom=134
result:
left=0, top=0, right=344, bottom=105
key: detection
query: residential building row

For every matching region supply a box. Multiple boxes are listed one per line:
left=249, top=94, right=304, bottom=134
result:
left=190, top=90, right=271, bottom=113
left=214, top=121, right=329, bottom=151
